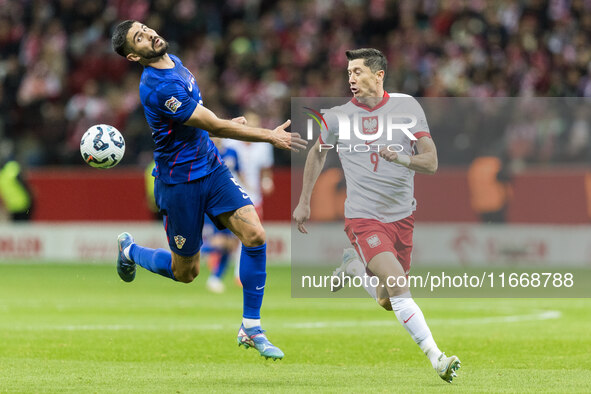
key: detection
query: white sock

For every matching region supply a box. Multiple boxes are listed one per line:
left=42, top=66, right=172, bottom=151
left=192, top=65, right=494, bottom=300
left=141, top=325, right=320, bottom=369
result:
left=418, top=336, right=442, bottom=369
left=242, top=318, right=261, bottom=329
left=390, top=292, right=442, bottom=368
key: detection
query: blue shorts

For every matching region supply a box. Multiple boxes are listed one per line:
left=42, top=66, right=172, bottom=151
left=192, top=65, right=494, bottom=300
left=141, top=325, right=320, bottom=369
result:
left=154, top=164, right=252, bottom=256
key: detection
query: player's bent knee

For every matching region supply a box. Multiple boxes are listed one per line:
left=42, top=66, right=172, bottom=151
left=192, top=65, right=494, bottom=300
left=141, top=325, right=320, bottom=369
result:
left=176, top=272, right=198, bottom=283
left=174, top=265, right=199, bottom=283
left=377, top=297, right=392, bottom=311
left=242, top=227, right=266, bottom=247
left=171, top=253, right=200, bottom=283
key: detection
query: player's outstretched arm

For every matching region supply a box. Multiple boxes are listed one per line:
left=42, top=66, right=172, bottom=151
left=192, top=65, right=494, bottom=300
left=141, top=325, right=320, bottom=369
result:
left=184, top=105, right=307, bottom=151
left=379, top=136, right=438, bottom=175
left=293, top=139, right=329, bottom=234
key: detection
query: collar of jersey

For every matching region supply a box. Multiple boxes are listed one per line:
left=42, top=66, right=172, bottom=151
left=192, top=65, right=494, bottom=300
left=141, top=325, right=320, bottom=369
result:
left=350, top=91, right=389, bottom=112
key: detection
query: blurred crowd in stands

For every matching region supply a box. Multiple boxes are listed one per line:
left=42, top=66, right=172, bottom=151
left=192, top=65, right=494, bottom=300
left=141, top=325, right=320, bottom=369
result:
left=1, top=0, right=591, bottom=168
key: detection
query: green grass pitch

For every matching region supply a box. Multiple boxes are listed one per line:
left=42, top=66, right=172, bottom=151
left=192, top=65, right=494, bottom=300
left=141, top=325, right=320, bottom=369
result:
left=0, top=263, right=590, bottom=393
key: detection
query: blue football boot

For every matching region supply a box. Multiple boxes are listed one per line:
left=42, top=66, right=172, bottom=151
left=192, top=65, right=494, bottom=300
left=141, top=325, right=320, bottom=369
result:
left=237, top=324, right=284, bottom=360
left=117, top=232, right=136, bottom=282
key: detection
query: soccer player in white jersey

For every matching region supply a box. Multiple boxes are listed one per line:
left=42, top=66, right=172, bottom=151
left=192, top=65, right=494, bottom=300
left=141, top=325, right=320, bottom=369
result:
left=225, top=112, right=275, bottom=214
left=293, top=48, right=461, bottom=383
left=226, top=112, right=275, bottom=284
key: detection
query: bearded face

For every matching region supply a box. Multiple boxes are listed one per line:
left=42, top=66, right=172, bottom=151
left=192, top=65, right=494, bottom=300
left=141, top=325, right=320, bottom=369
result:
left=140, top=36, right=169, bottom=59
left=126, top=23, right=169, bottom=61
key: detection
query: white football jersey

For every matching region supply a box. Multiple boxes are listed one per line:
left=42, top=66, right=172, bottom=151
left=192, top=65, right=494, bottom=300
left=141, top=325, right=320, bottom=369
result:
left=224, top=140, right=274, bottom=207
left=320, top=92, right=431, bottom=222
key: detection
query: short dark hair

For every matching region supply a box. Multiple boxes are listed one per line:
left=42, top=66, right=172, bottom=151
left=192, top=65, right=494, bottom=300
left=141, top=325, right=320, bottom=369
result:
left=345, top=48, right=387, bottom=77
left=112, top=20, right=136, bottom=57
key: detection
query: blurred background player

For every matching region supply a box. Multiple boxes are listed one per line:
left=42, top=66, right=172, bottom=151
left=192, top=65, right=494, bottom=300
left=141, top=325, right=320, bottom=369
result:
left=111, top=20, right=306, bottom=361
left=225, top=112, right=275, bottom=218
left=225, top=111, right=275, bottom=285
left=293, top=48, right=460, bottom=382
left=467, top=150, right=513, bottom=223
left=144, top=160, right=162, bottom=220
left=202, top=137, right=243, bottom=293
left=0, top=144, right=34, bottom=221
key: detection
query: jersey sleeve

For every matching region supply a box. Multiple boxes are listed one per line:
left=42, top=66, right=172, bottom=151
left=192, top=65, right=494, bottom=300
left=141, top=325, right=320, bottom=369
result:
left=319, top=110, right=339, bottom=145
left=409, top=98, right=431, bottom=139
left=150, top=81, right=198, bottom=124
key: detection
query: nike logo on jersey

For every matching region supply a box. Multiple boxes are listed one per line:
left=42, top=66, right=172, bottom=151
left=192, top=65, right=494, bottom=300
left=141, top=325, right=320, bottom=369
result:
left=364, top=139, right=380, bottom=145
left=256, top=285, right=265, bottom=290
left=242, top=194, right=249, bottom=199
left=403, top=313, right=416, bottom=324
left=188, top=84, right=192, bottom=92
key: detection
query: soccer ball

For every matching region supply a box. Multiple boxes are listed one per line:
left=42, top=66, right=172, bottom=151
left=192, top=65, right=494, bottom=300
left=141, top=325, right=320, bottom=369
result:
left=80, top=124, right=125, bottom=168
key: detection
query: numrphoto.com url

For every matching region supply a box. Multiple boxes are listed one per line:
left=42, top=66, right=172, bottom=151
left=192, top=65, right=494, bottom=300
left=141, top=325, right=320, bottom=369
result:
left=302, top=272, right=575, bottom=292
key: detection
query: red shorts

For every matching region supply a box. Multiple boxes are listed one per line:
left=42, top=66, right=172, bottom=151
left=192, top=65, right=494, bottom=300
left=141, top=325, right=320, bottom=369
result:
left=344, top=214, right=415, bottom=274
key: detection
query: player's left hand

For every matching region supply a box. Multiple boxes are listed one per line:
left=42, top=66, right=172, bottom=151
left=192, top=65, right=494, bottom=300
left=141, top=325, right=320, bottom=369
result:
left=271, top=120, right=308, bottom=152
left=379, top=147, right=398, bottom=162
left=231, top=116, right=247, bottom=125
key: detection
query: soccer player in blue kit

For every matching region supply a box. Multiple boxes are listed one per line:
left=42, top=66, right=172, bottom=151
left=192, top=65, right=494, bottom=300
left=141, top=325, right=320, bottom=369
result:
left=111, top=20, right=306, bottom=360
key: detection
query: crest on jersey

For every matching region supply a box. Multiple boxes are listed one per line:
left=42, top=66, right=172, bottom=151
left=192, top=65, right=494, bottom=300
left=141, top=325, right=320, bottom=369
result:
left=165, top=96, right=182, bottom=113
left=174, top=235, right=186, bottom=249
left=367, top=234, right=381, bottom=248
left=361, top=116, right=379, bottom=135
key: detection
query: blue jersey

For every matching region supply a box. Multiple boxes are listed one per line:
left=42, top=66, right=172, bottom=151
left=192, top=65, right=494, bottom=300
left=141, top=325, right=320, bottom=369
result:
left=139, top=54, right=221, bottom=184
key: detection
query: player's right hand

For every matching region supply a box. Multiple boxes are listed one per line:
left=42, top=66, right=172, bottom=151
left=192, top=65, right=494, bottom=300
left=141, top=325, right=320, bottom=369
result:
left=292, top=203, right=310, bottom=234
left=271, top=120, right=308, bottom=152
